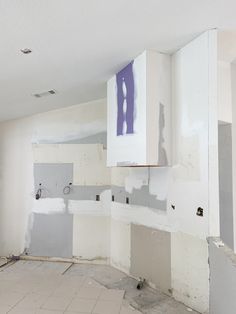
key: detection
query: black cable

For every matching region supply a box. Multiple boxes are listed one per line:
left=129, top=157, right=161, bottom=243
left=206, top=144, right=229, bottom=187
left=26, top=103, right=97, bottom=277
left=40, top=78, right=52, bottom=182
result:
left=63, top=183, right=72, bottom=195
left=35, top=188, right=42, bottom=200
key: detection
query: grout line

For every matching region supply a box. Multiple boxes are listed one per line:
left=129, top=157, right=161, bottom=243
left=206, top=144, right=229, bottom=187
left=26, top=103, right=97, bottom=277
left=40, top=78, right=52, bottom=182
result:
left=6, top=293, right=28, bottom=313
left=61, top=262, right=74, bottom=275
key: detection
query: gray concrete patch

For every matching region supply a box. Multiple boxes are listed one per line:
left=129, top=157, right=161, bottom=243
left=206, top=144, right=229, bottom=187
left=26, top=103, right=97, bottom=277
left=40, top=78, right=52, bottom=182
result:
left=130, top=224, right=171, bottom=294
left=209, top=237, right=236, bottom=314
left=28, top=213, right=73, bottom=258
left=158, top=103, right=168, bottom=166
left=68, top=185, right=110, bottom=201
left=111, top=185, right=166, bottom=211
left=34, top=163, right=73, bottom=199
left=218, top=123, right=234, bottom=249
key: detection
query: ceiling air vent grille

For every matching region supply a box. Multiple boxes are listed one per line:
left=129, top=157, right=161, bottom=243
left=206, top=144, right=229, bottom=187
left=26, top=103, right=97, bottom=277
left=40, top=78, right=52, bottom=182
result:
left=33, top=90, right=57, bottom=98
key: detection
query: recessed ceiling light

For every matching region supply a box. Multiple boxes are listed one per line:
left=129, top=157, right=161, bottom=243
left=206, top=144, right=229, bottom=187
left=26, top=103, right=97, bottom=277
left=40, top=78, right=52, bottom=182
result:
left=21, top=48, right=32, bottom=54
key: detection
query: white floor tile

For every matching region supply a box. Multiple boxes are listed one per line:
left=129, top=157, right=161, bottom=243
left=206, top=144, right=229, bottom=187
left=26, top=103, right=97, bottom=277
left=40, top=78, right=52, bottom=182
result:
left=92, top=300, right=121, bottom=314
left=16, top=293, right=48, bottom=310
left=0, top=291, right=25, bottom=307
left=8, top=308, right=34, bottom=314
left=67, top=297, right=97, bottom=313
left=83, top=278, right=106, bottom=289
left=99, top=289, right=125, bottom=302
left=36, top=310, right=64, bottom=314
left=77, top=287, right=102, bottom=299
left=41, top=295, right=73, bottom=311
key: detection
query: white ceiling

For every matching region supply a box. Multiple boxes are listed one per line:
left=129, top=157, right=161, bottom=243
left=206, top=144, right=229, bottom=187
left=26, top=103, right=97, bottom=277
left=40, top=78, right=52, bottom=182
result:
left=1, top=0, right=236, bottom=121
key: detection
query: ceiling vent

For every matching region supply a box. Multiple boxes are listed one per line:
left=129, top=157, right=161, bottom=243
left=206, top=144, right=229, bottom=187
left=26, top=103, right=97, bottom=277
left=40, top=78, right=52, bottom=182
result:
left=33, top=90, right=57, bottom=98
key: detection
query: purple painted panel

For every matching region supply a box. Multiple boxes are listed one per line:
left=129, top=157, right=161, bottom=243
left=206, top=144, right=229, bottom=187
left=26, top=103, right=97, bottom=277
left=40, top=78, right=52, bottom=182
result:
left=116, top=61, right=135, bottom=136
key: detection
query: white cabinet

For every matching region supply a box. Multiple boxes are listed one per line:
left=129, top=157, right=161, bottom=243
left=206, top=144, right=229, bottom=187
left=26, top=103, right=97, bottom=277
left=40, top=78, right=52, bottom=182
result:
left=107, top=50, right=171, bottom=167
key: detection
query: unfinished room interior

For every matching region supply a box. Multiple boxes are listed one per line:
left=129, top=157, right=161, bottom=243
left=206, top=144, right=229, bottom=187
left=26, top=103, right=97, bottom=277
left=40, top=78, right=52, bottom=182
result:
left=1, top=1, right=236, bottom=314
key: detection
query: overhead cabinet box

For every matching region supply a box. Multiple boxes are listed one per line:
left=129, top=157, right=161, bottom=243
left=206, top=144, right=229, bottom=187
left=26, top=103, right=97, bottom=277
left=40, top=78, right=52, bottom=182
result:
left=107, top=50, right=171, bottom=167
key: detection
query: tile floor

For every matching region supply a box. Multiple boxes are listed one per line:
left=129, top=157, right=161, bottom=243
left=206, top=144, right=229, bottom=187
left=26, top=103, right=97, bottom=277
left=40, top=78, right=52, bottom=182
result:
left=0, top=261, right=198, bottom=314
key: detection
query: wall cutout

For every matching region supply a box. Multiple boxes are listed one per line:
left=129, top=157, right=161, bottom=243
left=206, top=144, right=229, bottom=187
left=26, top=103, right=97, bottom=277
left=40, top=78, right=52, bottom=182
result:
left=116, top=61, right=135, bottom=136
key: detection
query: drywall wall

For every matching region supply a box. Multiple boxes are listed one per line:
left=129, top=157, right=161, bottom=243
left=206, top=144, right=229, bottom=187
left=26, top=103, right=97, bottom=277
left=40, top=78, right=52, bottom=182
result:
left=73, top=215, right=110, bottom=261
left=109, top=30, right=218, bottom=313
left=171, top=232, right=209, bottom=314
left=33, top=143, right=110, bottom=186
left=0, top=30, right=220, bottom=314
left=130, top=224, right=171, bottom=294
left=218, top=61, right=232, bottom=123
left=34, top=163, right=73, bottom=199
left=214, top=51, right=236, bottom=251
left=0, top=98, right=106, bottom=256
left=110, top=219, right=131, bottom=273
left=231, top=64, right=236, bottom=253
left=29, top=143, right=111, bottom=260
left=218, top=123, right=234, bottom=250
left=28, top=213, right=73, bottom=258
left=209, top=238, right=236, bottom=314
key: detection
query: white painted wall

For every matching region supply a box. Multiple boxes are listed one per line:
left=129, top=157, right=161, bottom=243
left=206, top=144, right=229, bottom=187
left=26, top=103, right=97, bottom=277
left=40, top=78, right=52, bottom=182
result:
left=218, top=61, right=232, bottom=123
left=0, top=29, right=221, bottom=314
left=73, top=215, right=110, bottom=261
left=0, top=99, right=106, bottom=256
left=110, top=30, right=218, bottom=313
left=110, top=219, right=131, bottom=273
left=33, top=143, right=110, bottom=186
left=171, top=232, right=209, bottom=314
left=111, top=30, right=217, bottom=238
